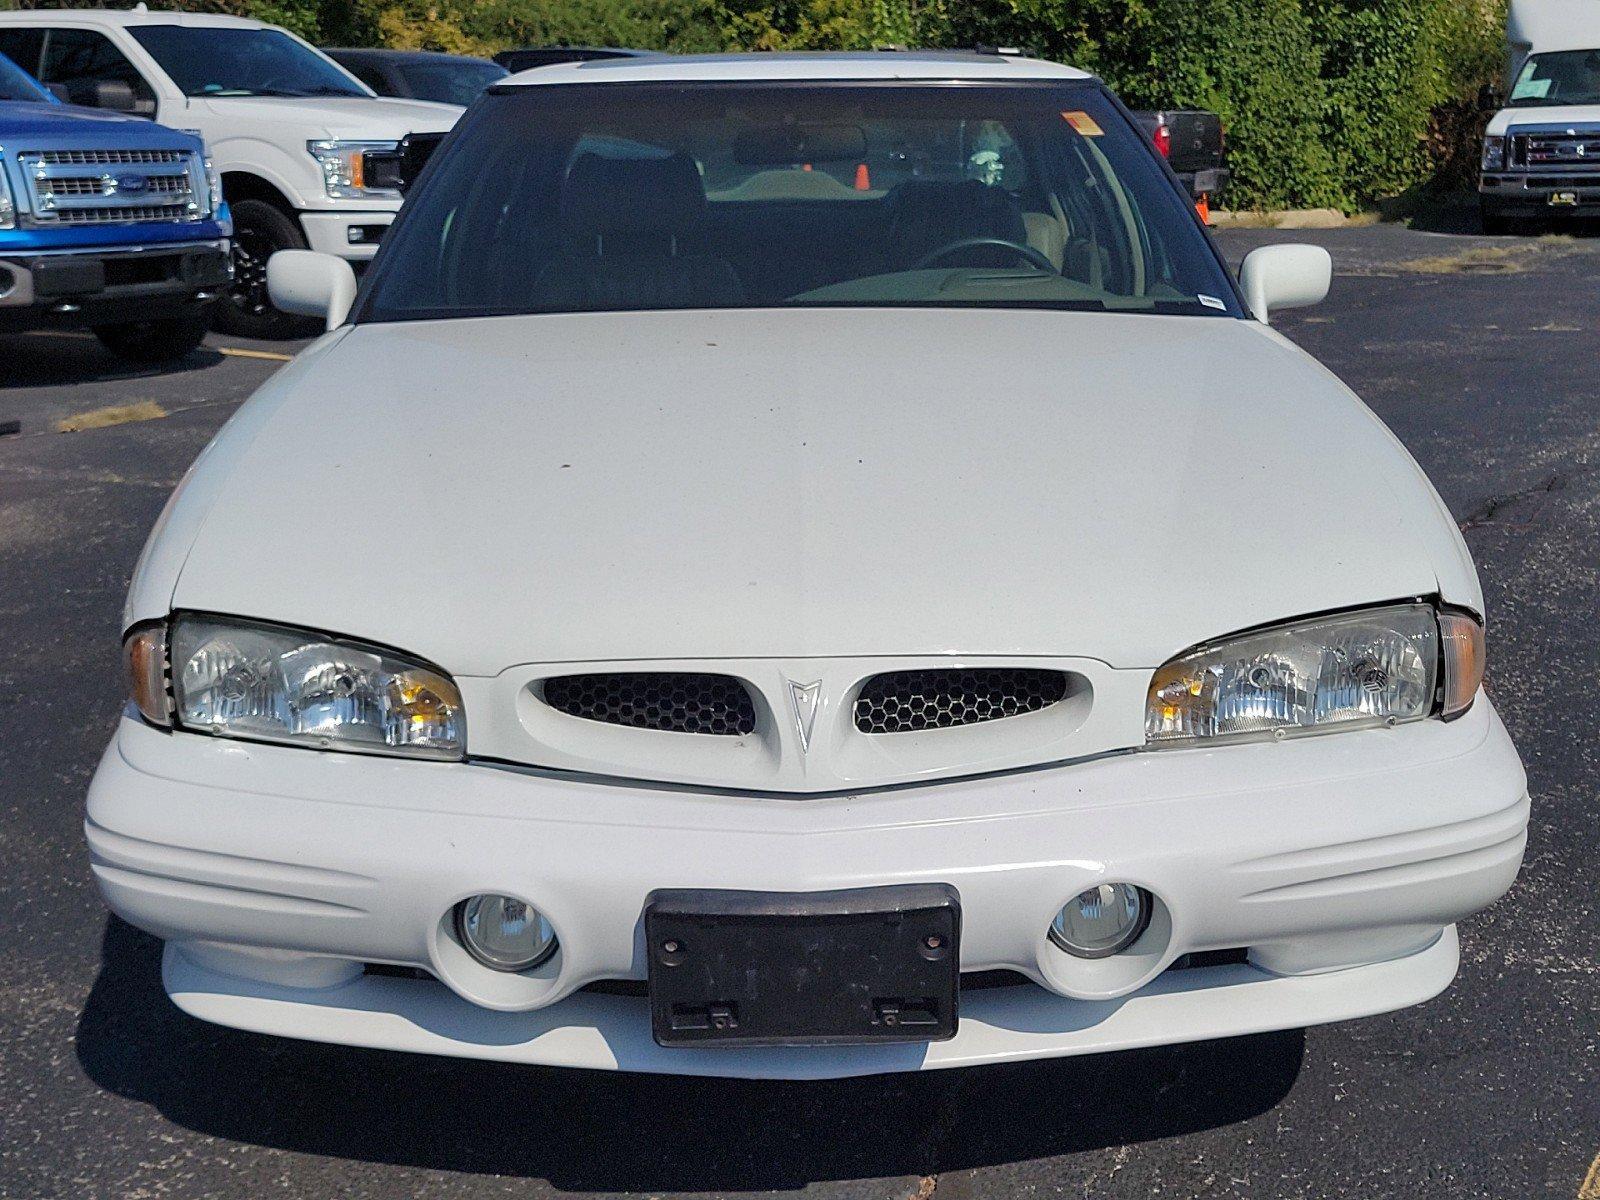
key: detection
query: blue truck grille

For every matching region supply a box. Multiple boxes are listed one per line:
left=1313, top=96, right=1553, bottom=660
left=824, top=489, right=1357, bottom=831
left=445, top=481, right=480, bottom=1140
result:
left=17, top=148, right=207, bottom=226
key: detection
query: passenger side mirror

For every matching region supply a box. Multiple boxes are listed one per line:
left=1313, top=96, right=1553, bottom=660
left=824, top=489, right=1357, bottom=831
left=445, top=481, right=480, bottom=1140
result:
left=266, top=250, right=358, bottom=331
left=1478, top=82, right=1503, bottom=113
left=1238, top=244, right=1332, bottom=325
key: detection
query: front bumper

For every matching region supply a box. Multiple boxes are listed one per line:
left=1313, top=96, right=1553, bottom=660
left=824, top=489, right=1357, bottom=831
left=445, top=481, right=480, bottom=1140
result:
left=0, top=241, right=230, bottom=329
left=87, top=697, right=1527, bottom=1079
left=1480, top=173, right=1600, bottom=215
left=299, top=210, right=393, bottom=262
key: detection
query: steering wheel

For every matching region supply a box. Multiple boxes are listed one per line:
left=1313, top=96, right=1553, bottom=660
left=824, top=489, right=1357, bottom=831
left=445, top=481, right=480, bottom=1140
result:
left=912, top=237, right=1057, bottom=273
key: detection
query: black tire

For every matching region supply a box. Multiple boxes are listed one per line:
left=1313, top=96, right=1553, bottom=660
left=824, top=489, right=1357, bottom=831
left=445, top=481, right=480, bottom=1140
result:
left=92, top=312, right=209, bottom=364
left=215, top=198, right=319, bottom=339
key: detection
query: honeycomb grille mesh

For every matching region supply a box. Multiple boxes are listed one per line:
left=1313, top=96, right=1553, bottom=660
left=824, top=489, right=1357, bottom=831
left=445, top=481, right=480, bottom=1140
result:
left=543, top=673, right=756, bottom=736
left=854, top=668, right=1068, bottom=733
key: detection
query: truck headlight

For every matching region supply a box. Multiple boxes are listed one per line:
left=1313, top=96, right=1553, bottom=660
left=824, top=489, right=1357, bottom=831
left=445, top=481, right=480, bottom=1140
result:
left=127, top=614, right=465, bottom=759
left=308, top=139, right=402, bottom=200
left=1482, top=135, right=1507, bottom=171
left=1145, top=602, right=1479, bottom=745
left=0, top=158, right=15, bottom=230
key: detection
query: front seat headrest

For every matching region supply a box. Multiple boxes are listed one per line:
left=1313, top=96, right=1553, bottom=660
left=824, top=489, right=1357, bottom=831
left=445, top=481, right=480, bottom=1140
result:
left=559, top=152, right=708, bottom=249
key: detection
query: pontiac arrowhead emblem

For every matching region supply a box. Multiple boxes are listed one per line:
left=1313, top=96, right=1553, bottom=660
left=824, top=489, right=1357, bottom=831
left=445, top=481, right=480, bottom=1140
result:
left=787, top=679, right=823, bottom=752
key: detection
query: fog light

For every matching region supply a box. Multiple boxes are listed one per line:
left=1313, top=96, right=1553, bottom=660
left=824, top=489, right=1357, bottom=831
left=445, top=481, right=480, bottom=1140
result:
left=456, top=894, right=557, bottom=972
left=1048, top=883, right=1151, bottom=958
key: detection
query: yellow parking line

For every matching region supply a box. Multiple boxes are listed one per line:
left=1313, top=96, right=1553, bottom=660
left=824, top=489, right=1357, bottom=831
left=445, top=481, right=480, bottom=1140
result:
left=55, top=401, right=166, bottom=433
left=1579, top=1150, right=1600, bottom=1199
left=218, top=346, right=294, bottom=362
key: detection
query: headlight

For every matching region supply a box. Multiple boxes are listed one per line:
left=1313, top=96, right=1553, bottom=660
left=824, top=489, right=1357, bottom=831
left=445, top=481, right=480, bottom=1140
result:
left=307, top=139, right=401, bottom=200
left=1482, top=135, right=1507, bottom=171
left=126, top=614, right=465, bottom=759
left=180, top=131, right=223, bottom=215
left=1145, top=603, right=1475, bottom=746
left=0, top=157, right=15, bottom=231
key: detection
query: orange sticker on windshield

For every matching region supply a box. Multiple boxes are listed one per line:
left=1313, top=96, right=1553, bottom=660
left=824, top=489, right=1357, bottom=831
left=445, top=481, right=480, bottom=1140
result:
left=1062, top=111, right=1104, bottom=136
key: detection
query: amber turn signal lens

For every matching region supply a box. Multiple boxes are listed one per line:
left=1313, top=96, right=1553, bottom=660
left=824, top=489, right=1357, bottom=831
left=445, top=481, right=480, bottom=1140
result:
left=123, top=622, right=171, bottom=727
left=1439, top=611, right=1485, bottom=719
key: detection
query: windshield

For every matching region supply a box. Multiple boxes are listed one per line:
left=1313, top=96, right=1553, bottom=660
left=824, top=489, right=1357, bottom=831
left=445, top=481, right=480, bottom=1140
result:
left=398, top=59, right=507, bottom=106
left=130, top=26, right=365, bottom=98
left=1509, top=50, right=1600, bottom=106
left=0, top=50, right=52, bottom=103
left=361, top=82, right=1240, bottom=323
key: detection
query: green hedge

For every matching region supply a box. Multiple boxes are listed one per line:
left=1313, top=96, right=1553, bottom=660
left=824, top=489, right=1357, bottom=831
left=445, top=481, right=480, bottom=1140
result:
left=81, top=0, right=1504, bottom=209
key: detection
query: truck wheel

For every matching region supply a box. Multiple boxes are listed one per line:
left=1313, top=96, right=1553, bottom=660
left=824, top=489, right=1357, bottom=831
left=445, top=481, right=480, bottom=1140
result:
left=92, top=313, right=209, bottom=364
left=216, top=198, right=319, bottom=340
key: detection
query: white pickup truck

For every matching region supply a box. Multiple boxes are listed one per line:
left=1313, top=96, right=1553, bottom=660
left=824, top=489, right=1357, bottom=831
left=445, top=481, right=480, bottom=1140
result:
left=1480, top=0, right=1600, bottom=232
left=0, top=6, right=460, bottom=336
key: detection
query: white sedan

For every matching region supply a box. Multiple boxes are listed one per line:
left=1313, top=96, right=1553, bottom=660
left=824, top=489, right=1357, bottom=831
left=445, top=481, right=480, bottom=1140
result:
left=90, top=51, right=1528, bottom=1079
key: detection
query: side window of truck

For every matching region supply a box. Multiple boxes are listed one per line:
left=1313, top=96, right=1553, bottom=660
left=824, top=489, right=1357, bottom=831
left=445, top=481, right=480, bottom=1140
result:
left=0, top=30, right=46, bottom=77
left=38, top=28, right=157, bottom=115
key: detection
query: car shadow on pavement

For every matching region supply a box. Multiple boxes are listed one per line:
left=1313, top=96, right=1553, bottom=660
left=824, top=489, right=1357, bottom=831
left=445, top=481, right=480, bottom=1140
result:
left=0, top=332, right=222, bottom=390
left=77, top=919, right=1305, bottom=1192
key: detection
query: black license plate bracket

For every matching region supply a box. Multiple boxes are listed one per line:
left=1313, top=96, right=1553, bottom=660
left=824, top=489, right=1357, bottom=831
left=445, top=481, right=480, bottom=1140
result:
left=645, top=884, right=960, bottom=1048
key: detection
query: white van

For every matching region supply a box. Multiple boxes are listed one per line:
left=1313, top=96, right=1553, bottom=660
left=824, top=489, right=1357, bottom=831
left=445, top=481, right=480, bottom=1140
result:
left=1480, top=0, right=1600, bottom=231
left=0, top=6, right=461, bottom=336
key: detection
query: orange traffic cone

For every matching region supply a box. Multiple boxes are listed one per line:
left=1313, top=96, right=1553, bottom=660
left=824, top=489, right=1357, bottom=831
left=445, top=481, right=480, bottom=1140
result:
left=1196, top=192, right=1211, bottom=225
left=854, top=162, right=871, bottom=191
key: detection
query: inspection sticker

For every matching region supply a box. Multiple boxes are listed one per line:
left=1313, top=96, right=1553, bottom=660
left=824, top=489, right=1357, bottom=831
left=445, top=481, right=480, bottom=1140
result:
left=1198, top=294, right=1227, bottom=310
left=1062, top=111, right=1104, bottom=136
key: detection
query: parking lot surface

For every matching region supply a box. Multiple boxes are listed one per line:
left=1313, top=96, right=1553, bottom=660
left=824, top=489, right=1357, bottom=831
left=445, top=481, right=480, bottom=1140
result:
left=2, top=222, right=1597, bottom=1199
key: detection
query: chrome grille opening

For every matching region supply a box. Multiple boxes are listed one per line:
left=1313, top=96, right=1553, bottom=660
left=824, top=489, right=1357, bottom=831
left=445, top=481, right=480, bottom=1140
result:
left=854, top=668, right=1069, bottom=734
left=51, top=204, right=193, bottom=224
left=542, top=672, right=757, bottom=736
left=36, top=148, right=187, bottom=166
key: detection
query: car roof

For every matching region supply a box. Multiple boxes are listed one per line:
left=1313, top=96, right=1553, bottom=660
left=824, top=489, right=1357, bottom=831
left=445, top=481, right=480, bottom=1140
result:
left=501, top=51, right=1093, bottom=88
left=324, top=47, right=498, bottom=66
left=0, top=6, right=271, bottom=28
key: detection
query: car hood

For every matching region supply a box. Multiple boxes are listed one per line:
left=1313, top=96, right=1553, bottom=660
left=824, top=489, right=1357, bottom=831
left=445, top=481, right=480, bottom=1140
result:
left=163, top=308, right=1477, bottom=676
left=0, top=100, right=198, bottom=145
left=195, top=94, right=460, bottom=139
left=1489, top=104, right=1600, bottom=133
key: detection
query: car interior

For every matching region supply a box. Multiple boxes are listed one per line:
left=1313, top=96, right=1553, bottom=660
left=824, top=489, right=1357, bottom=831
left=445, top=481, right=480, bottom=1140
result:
left=370, top=89, right=1232, bottom=320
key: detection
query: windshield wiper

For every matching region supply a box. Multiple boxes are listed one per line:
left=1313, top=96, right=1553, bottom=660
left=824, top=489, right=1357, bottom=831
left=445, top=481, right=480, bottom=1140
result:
left=200, top=87, right=311, bottom=98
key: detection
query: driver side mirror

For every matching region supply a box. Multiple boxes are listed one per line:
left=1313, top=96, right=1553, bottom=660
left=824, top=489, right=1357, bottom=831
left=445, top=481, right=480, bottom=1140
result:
left=1238, top=244, right=1332, bottom=325
left=88, top=79, right=138, bottom=112
left=267, top=250, right=358, bottom=331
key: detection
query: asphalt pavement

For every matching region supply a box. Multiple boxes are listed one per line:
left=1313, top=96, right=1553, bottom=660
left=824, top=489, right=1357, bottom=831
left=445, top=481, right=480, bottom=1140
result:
left=1, top=221, right=1597, bottom=1199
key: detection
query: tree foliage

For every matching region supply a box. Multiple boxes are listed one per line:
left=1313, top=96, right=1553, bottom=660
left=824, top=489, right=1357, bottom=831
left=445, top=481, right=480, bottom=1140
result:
left=13, top=0, right=1504, bottom=208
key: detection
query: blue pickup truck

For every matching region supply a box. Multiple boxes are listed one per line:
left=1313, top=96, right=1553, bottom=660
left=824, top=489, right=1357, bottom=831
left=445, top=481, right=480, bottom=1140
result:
left=1, top=51, right=229, bottom=363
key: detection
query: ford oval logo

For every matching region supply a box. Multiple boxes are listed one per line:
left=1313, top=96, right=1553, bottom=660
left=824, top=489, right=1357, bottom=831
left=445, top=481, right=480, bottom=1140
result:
left=114, top=172, right=149, bottom=195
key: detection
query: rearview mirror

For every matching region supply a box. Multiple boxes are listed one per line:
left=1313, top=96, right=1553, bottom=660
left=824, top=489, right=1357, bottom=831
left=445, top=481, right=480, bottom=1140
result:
left=267, top=250, right=357, bottom=331
left=1238, top=244, right=1332, bottom=325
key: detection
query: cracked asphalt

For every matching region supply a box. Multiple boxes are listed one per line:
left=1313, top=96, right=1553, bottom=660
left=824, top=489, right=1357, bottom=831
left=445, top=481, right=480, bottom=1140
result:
left=1, top=222, right=1597, bottom=1199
